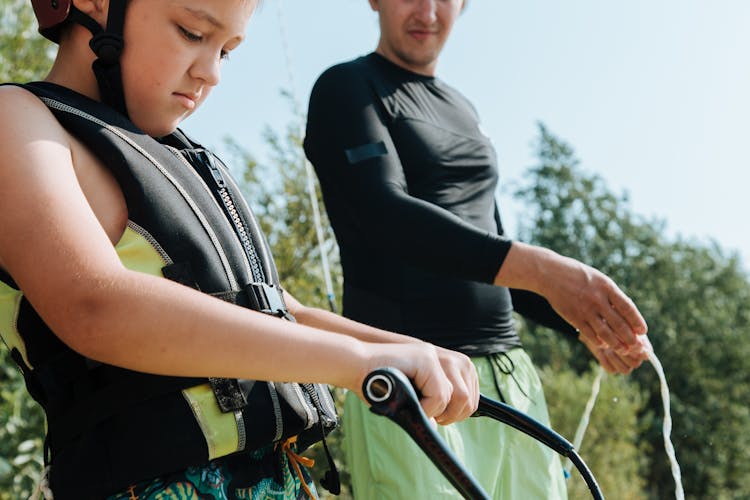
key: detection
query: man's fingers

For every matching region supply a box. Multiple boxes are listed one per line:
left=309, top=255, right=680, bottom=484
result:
left=608, top=290, right=648, bottom=336
left=585, top=316, right=623, bottom=351
left=578, top=326, right=609, bottom=359
left=608, top=350, right=634, bottom=374
left=601, top=303, right=635, bottom=348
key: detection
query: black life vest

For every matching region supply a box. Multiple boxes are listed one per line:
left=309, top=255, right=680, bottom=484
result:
left=0, top=82, right=337, bottom=498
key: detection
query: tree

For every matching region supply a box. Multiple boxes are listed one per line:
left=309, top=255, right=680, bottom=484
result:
left=516, top=124, right=750, bottom=499
left=0, top=1, right=53, bottom=498
left=0, top=0, right=54, bottom=82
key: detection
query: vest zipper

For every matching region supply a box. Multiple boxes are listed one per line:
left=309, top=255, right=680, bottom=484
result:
left=192, top=150, right=288, bottom=448
left=38, top=97, right=239, bottom=291
left=165, top=146, right=253, bottom=282
left=222, top=172, right=276, bottom=282
left=195, top=150, right=266, bottom=284
left=302, top=383, right=336, bottom=424
left=168, top=144, right=289, bottom=451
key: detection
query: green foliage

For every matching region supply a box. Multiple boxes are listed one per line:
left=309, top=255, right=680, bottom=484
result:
left=0, top=0, right=53, bottom=82
left=517, top=123, right=750, bottom=499
left=0, top=1, right=53, bottom=497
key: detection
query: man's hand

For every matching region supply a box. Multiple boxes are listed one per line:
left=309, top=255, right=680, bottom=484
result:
left=496, top=242, right=648, bottom=356
left=580, top=333, right=647, bottom=374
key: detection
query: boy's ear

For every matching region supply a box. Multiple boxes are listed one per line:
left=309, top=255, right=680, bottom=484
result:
left=368, top=0, right=379, bottom=13
left=71, top=0, right=109, bottom=27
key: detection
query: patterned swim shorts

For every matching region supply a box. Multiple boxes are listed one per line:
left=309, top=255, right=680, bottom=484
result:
left=106, top=444, right=317, bottom=500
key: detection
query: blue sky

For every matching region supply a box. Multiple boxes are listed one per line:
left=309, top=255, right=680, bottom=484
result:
left=183, top=1, right=750, bottom=271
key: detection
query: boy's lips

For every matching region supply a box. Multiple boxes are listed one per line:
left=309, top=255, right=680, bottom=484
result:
left=174, top=91, right=200, bottom=110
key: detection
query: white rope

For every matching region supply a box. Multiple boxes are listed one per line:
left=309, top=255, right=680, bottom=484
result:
left=643, top=341, right=685, bottom=500
left=568, top=339, right=684, bottom=499
left=563, top=366, right=604, bottom=475
left=275, top=0, right=337, bottom=311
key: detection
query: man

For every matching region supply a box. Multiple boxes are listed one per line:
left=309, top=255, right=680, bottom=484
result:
left=304, top=1, right=649, bottom=498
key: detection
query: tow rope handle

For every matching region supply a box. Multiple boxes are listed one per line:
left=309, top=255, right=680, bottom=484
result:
left=363, top=367, right=489, bottom=500
left=362, top=367, right=604, bottom=500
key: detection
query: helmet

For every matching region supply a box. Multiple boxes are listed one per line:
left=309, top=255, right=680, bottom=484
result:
left=31, top=0, right=72, bottom=43
left=30, top=0, right=129, bottom=115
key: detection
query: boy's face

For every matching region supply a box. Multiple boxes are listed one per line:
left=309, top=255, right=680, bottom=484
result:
left=120, top=0, right=255, bottom=136
left=369, top=0, right=464, bottom=76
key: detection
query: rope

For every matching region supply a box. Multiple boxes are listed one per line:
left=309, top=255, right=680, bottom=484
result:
left=568, top=340, right=685, bottom=500
left=275, top=0, right=337, bottom=313
left=643, top=342, right=685, bottom=500
left=564, top=366, right=604, bottom=476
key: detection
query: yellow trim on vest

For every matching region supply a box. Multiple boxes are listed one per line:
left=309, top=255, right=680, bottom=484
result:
left=182, top=383, right=240, bottom=460
left=118, top=224, right=168, bottom=275
left=0, top=281, right=28, bottom=367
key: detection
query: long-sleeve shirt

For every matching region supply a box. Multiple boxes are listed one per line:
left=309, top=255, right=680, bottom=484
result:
left=304, top=53, right=575, bottom=355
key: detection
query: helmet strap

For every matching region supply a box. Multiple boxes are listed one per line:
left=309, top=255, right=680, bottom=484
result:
left=68, top=2, right=129, bottom=117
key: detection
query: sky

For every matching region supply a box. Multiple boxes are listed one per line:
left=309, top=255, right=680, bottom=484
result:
left=182, top=1, right=750, bottom=272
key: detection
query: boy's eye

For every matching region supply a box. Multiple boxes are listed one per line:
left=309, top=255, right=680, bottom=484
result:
left=179, top=26, right=202, bottom=42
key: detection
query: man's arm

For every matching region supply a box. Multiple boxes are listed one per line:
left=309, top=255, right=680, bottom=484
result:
left=510, top=288, right=578, bottom=338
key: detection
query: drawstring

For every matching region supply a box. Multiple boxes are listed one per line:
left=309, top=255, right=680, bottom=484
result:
left=488, top=352, right=531, bottom=402
left=487, top=354, right=507, bottom=403
left=277, top=436, right=316, bottom=499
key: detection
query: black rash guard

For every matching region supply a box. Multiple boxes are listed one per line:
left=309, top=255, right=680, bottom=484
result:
left=304, top=53, right=576, bottom=355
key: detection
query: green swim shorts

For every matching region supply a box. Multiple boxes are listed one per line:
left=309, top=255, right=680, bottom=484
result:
left=343, top=348, right=568, bottom=499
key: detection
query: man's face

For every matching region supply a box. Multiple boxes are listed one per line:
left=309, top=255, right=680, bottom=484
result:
left=369, top=0, right=464, bottom=76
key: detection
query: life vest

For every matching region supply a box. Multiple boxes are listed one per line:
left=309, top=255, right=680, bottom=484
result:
left=0, top=82, right=337, bottom=498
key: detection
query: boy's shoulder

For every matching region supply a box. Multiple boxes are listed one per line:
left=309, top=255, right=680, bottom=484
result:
left=0, top=83, right=48, bottom=108
left=0, top=84, right=67, bottom=139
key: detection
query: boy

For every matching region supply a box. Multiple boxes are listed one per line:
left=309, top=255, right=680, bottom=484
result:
left=0, top=1, right=478, bottom=498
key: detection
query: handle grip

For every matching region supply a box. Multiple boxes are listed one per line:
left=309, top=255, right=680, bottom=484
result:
left=363, top=367, right=490, bottom=500
left=362, top=367, right=604, bottom=500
